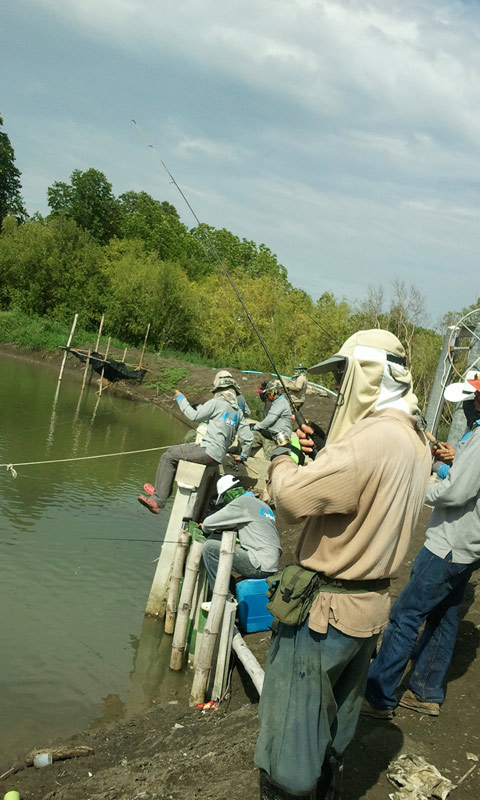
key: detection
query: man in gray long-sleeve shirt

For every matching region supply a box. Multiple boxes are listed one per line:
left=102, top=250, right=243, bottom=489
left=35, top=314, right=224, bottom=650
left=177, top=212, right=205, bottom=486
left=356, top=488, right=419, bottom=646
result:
left=201, top=475, right=281, bottom=591
left=364, top=379, right=480, bottom=718
left=138, top=381, right=253, bottom=514
left=251, top=379, right=292, bottom=460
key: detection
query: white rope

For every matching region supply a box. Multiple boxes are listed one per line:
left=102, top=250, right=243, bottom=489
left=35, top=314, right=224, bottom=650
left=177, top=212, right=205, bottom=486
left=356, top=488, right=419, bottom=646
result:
left=0, top=444, right=173, bottom=470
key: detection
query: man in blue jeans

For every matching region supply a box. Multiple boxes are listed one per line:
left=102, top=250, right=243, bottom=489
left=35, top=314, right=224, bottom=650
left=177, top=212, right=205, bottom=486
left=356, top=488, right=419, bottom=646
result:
left=364, top=377, right=480, bottom=718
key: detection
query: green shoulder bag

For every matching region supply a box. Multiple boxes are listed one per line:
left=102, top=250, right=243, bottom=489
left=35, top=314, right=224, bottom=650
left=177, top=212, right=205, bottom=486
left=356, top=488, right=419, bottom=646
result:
left=266, top=565, right=320, bottom=627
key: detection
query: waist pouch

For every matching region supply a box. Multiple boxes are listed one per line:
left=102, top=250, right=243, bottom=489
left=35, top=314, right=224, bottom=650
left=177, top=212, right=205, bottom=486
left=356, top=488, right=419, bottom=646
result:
left=266, top=565, right=390, bottom=627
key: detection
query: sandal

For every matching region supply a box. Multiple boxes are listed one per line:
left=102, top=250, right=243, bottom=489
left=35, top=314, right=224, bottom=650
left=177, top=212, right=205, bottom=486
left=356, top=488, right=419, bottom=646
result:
left=143, top=483, right=155, bottom=496
left=138, top=495, right=161, bottom=514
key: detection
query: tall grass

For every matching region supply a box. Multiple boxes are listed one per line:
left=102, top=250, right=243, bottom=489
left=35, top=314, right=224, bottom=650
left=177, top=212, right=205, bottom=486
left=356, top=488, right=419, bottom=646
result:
left=0, top=310, right=128, bottom=353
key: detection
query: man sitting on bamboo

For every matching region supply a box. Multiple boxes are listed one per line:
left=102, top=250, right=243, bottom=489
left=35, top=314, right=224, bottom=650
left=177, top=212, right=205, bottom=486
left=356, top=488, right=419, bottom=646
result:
left=200, top=475, right=281, bottom=601
left=138, top=377, right=253, bottom=514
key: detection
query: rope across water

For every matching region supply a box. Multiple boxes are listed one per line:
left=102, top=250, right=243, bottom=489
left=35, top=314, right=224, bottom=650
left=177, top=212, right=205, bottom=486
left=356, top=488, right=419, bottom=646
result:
left=1, top=444, right=173, bottom=474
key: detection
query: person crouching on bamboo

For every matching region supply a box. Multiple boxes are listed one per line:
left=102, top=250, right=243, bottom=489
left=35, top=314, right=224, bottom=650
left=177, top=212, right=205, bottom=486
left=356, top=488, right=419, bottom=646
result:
left=138, top=377, right=253, bottom=514
left=200, top=475, right=281, bottom=599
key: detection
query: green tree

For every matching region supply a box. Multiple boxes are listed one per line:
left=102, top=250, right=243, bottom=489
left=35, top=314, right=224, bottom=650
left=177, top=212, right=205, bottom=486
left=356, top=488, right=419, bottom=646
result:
left=103, top=239, right=198, bottom=351
left=190, top=224, right=288, bottom=282
left=0, top=115, right=27, bottom=225
left=118, top=191, right=199, bottom=275
left=0, top=215, right=105, bottom=322
left=47, top=168, right=122, bottom=245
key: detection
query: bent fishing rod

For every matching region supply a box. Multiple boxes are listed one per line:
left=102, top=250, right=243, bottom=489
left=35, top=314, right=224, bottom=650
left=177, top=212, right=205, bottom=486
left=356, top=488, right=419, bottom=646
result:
left=131, top=120, right=314, bottom=437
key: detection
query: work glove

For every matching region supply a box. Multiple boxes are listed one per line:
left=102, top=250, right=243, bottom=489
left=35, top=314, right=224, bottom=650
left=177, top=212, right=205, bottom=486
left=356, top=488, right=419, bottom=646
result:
left=303, top=421, right=326, bottom=455
left=249, top=422, right=257, bottom=431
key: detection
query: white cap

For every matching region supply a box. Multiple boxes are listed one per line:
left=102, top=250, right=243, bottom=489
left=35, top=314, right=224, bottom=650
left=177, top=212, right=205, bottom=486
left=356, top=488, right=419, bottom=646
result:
left=444, top=370, right=477, bottom=403
left=216, top=474, right=241, bottom=504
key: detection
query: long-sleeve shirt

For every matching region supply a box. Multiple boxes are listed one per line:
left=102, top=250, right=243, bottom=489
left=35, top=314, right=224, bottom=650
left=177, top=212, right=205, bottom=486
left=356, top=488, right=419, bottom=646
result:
left=253, top=395, right=292, bottom=440
left=267, top=409, right=431, bottom=637
left=285, top=374, right=308, bottom=405
left=425, top=423, right=480, bottom=564
left=176, top=394, right=253, bottom=462
left=202, top=492, right=281, bottom=572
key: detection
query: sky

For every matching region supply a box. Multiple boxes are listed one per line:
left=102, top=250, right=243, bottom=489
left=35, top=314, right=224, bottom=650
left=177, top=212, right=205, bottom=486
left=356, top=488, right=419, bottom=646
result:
left=2, top=0, right=480, bottom=326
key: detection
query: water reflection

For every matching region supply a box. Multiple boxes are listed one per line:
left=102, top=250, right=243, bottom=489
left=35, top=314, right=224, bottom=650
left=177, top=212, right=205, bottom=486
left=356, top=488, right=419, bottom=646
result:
left=0, top=352, right=189, bottom=763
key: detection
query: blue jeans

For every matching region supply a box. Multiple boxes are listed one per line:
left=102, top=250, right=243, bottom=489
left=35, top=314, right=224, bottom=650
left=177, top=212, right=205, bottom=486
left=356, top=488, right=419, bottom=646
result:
left=366, top=546, right=479, bottom=707
left=255, top=619, right=378, bottom=795
left=202, top=538, right=274, bottom=591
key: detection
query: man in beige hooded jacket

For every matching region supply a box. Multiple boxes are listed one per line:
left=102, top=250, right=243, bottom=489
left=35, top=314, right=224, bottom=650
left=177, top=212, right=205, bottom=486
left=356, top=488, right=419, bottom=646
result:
left=254, top=330, right=431, bottom=800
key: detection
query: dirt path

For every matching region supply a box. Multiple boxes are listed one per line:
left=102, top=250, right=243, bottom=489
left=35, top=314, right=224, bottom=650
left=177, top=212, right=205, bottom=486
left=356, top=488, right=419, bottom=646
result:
left=0, top=345, right=478, bottom=799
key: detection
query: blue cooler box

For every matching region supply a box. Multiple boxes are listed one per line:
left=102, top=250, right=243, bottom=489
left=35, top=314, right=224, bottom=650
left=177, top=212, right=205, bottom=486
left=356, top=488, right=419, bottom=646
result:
left=236, top=578, right=273, bottom=633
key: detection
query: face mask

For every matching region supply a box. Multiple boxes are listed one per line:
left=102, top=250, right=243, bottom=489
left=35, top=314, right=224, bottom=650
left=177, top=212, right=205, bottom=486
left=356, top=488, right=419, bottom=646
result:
left=222, top=487, right=245, bottom=505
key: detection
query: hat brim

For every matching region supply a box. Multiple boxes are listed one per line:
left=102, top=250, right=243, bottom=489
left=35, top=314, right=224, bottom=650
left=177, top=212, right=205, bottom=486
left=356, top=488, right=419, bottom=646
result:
left=309, top=355, right=346, bottom=375
left=467, top=378, right=480, bottom=392
left=444, top=382, right=475, bottom=403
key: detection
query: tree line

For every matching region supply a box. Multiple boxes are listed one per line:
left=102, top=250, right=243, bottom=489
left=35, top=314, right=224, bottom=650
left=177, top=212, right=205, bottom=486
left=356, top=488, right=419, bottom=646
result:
left=0, top=113, right=472, bottom=411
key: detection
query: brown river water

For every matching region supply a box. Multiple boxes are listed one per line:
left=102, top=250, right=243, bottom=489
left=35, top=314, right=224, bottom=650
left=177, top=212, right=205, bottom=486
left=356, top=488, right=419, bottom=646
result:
left=0, top=353, right=190, bottom=761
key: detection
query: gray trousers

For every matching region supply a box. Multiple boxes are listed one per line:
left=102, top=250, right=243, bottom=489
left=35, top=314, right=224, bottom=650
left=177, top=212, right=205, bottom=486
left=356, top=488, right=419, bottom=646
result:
left=251, top=431, right=278, bottom=460
left=152, top=443, right=216, bottom=505
left=202, top=537, right=275, bottom=590
left=255, top=619, right=378, bottom=795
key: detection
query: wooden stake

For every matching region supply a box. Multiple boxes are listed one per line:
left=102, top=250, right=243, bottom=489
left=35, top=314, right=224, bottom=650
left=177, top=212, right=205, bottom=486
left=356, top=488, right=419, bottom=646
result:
left=189, top=530, right=235, bottom=706
left=122, top=347, right=128, bottom=363
left=165, top=527, right=190, bottom=634
left=57, top=313, right=78, bottom=384
left=94, top=314, right=104, bottom=352
left=138, top=322, right=151, bottom=370
left=81, top=348, right=91, bottom=391
left=98, top=336, right=111, bottom=397
left=170, top=538, right=205, bottom=670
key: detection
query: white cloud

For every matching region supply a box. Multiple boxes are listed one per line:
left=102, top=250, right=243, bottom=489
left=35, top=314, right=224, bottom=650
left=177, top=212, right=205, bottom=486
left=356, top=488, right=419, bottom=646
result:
left=5, top=0, right=480, bottom=318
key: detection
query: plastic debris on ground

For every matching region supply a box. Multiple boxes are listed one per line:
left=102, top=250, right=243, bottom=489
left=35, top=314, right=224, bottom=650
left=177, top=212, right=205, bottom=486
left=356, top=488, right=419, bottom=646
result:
left=387, top=753, right=454, bottom=800
left=194, top=700, right=219, bottom=712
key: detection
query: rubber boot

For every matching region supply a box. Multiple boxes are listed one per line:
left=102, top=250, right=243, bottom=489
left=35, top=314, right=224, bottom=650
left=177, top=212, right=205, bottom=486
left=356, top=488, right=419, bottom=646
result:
left=315, top=752, right=344, bottom=800
left=259, top=769, right=315, bottom=800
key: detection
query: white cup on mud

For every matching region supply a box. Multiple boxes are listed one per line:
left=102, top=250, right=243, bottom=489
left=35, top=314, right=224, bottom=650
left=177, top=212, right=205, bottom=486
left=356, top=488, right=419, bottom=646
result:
left=33, top=752, right=53, bottom=768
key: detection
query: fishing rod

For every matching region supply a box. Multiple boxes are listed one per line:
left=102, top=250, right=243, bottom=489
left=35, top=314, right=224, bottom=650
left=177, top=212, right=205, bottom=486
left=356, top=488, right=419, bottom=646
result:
left=131, top=120, right=318, bottom=450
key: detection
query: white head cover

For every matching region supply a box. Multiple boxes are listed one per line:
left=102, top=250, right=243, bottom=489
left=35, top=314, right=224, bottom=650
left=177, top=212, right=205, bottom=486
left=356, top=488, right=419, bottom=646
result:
left=309, top=329, right=421, bottom=444
left=216, top=474, right=241, bottom=504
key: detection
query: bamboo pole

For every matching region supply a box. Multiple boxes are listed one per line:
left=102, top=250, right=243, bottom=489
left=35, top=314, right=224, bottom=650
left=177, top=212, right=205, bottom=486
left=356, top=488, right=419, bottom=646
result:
left=81, top=348, right=91, bottom=392
left=212, top=598, right=236, bottom=701
left=98, top=336, right=111, bottom=397
left=57, top=313, right=78, bottom=384
left=189, top=530, right=235, bottom=706
left=231, top=627, right=264, bottom=696
left=170, top=538, right=205, bottom=670
left=94, top=314, right=105, bottom=352
left=138, top=322, right=151, bottom=370
left=165, top=527, right=190, bottom=634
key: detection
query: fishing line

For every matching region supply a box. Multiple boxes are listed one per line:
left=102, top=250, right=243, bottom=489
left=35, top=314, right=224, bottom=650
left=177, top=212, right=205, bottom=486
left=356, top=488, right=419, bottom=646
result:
left=131, top=120, right=310, bottom=430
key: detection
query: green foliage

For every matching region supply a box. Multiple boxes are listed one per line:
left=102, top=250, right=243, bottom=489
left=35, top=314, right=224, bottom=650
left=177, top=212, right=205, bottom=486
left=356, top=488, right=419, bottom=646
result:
left=0, top=115, right=27, bottom=225
left=0, top=157, right=448, bottom=411
left=118, top=191, right=196, bottom=274
left=102, top=239, right=198, bottom=351
left=47, top=168, right=122, bottom=245
left=145, top=366, right=188, bottom=392
left=0, top=215, right=106, bottom=323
